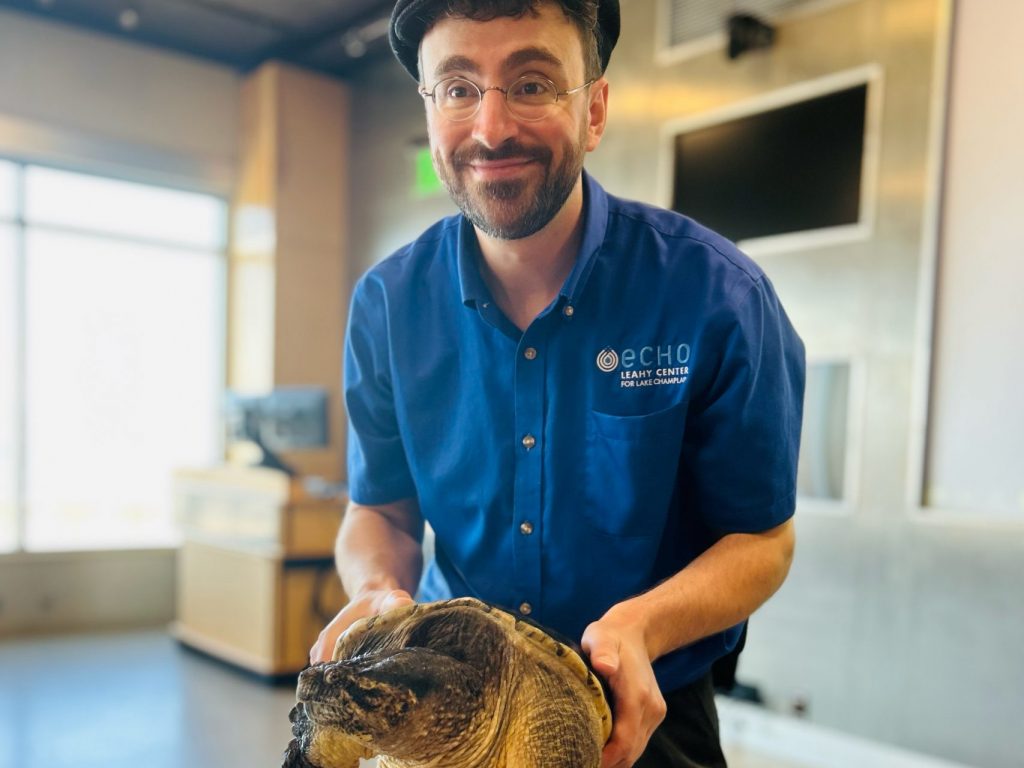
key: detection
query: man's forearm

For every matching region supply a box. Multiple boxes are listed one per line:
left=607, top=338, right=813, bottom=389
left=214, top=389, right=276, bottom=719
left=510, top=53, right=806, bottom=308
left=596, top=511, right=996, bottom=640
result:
left=605, top=518, right=796, bottom=661
left=335, top=500, right=424, bottom=600
left=310, top=499, right=424, bottom=662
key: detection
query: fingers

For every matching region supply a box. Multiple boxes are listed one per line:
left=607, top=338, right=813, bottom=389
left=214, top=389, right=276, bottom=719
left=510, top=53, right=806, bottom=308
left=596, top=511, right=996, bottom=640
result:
left=378, top=589, right=415, bottom=613
left=583, top=620, right=667, bottom=768
left=309, top=604, right=357, bottom=664
left=599, top=675, right=667, bottom=768
left=309, top=588, right=415, bottom=664
left=600, top=735, right=635, bottom=768
left=581, top=622, right=621, bottom=677
left=597, top=677, right=648, bottom=768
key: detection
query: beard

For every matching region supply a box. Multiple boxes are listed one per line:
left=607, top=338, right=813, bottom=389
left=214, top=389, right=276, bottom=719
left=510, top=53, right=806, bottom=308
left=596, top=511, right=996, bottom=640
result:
left=434, top=130, right=587, bottom=241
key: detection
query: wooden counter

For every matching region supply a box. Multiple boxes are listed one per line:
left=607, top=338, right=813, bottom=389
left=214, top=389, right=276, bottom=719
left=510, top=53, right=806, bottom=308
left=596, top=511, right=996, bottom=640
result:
left=172, top=466, right=347, bottom=677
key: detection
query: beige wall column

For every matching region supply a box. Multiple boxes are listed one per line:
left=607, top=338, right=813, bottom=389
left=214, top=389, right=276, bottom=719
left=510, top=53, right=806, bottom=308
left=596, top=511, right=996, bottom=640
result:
left=229, top=62, right=350, bottom=482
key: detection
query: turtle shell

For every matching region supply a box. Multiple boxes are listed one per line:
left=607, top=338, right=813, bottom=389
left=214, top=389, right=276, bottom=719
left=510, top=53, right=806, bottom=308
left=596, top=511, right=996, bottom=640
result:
left=336, top=597, right=613, bottom=744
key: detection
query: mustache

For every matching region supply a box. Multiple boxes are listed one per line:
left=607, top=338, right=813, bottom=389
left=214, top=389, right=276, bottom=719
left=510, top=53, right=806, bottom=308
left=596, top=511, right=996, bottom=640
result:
left=452, top=141, right=551, bottom=167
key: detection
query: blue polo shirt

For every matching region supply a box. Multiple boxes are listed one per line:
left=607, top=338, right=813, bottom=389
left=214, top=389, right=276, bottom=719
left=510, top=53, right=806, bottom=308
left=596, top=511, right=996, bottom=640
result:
left=345, top=171, right=804, bottom=692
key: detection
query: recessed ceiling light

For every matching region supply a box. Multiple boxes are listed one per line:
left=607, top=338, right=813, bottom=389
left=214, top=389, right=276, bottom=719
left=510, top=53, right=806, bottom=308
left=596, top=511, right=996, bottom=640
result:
left=119, top=8, right=140, bottom=31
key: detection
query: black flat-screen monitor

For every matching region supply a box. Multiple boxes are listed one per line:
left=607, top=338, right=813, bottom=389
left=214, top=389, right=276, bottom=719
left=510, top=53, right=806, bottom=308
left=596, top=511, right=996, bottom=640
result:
left=672, top=83, right=868, bottom=243
left=225, top=387, right=328, bottom=475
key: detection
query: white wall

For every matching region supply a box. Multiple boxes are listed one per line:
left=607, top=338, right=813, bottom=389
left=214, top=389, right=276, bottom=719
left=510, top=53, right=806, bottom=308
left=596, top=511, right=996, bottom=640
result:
left=0, top=7, right=238, bottom=193
left=0, top=8, right=239, bottom=634
left=925, top=0, right=1024, bottom=517
left=718, top=3, right=1024, bottom=765
left=0, top=550, right=176, bottom=633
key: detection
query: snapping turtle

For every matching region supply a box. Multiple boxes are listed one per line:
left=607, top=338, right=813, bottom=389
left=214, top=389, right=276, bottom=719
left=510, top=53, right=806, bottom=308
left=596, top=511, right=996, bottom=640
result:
left=282, top=597, right=612, bottom=768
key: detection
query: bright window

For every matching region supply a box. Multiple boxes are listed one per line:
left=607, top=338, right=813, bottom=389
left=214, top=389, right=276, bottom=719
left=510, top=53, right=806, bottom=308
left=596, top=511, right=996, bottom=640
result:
left=2, top=161, right=226, bottom=551
left=25, top=166, right=226, bottom=250
left=0, top=224, right=16, bottom=552
left=0, top=159, right=15, bottom=219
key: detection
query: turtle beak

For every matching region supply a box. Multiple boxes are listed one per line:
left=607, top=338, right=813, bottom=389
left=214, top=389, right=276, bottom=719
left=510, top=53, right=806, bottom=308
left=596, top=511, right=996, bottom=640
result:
left=281, top=737, right=318, bottom=768
left=280, top=703, right=319, bottom=768
left=282, top=700, right=373, bottom=768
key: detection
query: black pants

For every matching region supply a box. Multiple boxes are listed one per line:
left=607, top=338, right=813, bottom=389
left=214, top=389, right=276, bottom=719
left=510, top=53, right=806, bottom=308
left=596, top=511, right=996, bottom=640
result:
left=634, top=673, right=728, bottom=768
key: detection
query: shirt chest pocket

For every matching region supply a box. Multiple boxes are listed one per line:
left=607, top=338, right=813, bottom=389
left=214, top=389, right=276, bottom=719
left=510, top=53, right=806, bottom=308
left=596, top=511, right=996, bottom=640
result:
left=583, top=402, right=687, bottom=538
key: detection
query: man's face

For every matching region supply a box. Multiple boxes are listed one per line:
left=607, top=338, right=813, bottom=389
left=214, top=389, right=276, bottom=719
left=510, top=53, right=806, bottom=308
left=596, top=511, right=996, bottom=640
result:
left=419, top=3, right=607, bottom=240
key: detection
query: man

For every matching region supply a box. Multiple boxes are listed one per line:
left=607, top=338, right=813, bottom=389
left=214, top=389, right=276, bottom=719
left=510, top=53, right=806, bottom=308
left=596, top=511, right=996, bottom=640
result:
left=311, top=1, right=805, bottom=766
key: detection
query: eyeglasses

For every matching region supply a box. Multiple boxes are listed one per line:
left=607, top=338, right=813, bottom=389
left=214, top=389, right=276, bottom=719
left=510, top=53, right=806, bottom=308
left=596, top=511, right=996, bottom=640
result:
left=420, top=74, right=595, bottom=123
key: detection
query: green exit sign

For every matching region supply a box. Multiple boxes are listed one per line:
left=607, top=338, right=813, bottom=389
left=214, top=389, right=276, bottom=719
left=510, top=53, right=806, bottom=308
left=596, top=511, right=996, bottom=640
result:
left=413, top=146, right=444, bottom=198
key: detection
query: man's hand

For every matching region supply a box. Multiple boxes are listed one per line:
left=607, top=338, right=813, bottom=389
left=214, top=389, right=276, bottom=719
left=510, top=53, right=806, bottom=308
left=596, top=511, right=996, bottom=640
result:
left=309, top=588, right=415, bottom=663
left=581, top=613, right=667, bottom=768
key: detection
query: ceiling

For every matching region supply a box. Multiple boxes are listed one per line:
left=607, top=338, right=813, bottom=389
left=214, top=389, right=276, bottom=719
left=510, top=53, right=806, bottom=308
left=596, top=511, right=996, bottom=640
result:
left=0, top=0, right=398, bottom=79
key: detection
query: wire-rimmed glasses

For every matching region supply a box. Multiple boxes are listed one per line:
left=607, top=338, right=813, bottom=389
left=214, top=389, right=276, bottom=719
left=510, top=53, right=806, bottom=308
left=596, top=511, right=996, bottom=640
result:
left=420, top=74, right=595, bottom=122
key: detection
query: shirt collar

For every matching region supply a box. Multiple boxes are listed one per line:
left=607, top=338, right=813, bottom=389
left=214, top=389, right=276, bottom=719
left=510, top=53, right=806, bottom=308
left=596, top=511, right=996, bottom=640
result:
left=457, top=216, right=490, bottom=308
left=456, top=170, right=610, bottom=308
left=560, top=170, right=609, bottom=305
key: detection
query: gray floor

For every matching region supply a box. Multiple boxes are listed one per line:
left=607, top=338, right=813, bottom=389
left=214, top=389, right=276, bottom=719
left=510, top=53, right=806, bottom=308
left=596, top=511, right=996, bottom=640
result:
left=0, top=629, right=297, bottom=768
left=0, top=630, right=803, bottom=768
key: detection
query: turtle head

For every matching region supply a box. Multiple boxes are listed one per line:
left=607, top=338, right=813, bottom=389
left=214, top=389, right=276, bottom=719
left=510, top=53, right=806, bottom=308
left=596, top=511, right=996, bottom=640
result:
left=295, top=646, right=485, bottom=760
left=281, top=699, right=371, bottom=768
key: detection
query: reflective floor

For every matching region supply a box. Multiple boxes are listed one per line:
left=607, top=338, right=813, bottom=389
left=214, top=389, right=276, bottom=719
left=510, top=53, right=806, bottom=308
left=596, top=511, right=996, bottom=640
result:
left=0, top=630, right=804, bottom=768
left=0, top=630, right=296, bottom=768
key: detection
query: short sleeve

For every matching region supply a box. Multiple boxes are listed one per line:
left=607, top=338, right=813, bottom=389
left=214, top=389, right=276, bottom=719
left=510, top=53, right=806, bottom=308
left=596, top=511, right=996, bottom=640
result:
left=344, top=275, right=417, bottom=505
left=682, top=277, right=806, bottom=533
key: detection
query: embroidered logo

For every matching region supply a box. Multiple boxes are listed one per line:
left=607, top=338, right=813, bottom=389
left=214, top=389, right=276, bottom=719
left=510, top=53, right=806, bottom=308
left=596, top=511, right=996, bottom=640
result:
left=595, top=343, right=691, bottom=388
left=596, top=348, right=619, bottom=373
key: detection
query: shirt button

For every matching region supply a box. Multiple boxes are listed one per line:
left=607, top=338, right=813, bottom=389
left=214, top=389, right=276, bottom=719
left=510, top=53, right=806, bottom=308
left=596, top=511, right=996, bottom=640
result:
left=519, top=521, right=534, bottom=535
left=519, top=602, right=532, bottom=616
left=521, top=434, right=536, bottom=450
left=563, top=305, right=575, bottom=318
left=523, top=347, right=537, bottom=360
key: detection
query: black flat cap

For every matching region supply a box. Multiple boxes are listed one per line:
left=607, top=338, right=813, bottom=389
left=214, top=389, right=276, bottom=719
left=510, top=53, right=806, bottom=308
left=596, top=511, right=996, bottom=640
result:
left=389, top=0, right=621, bottom=81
